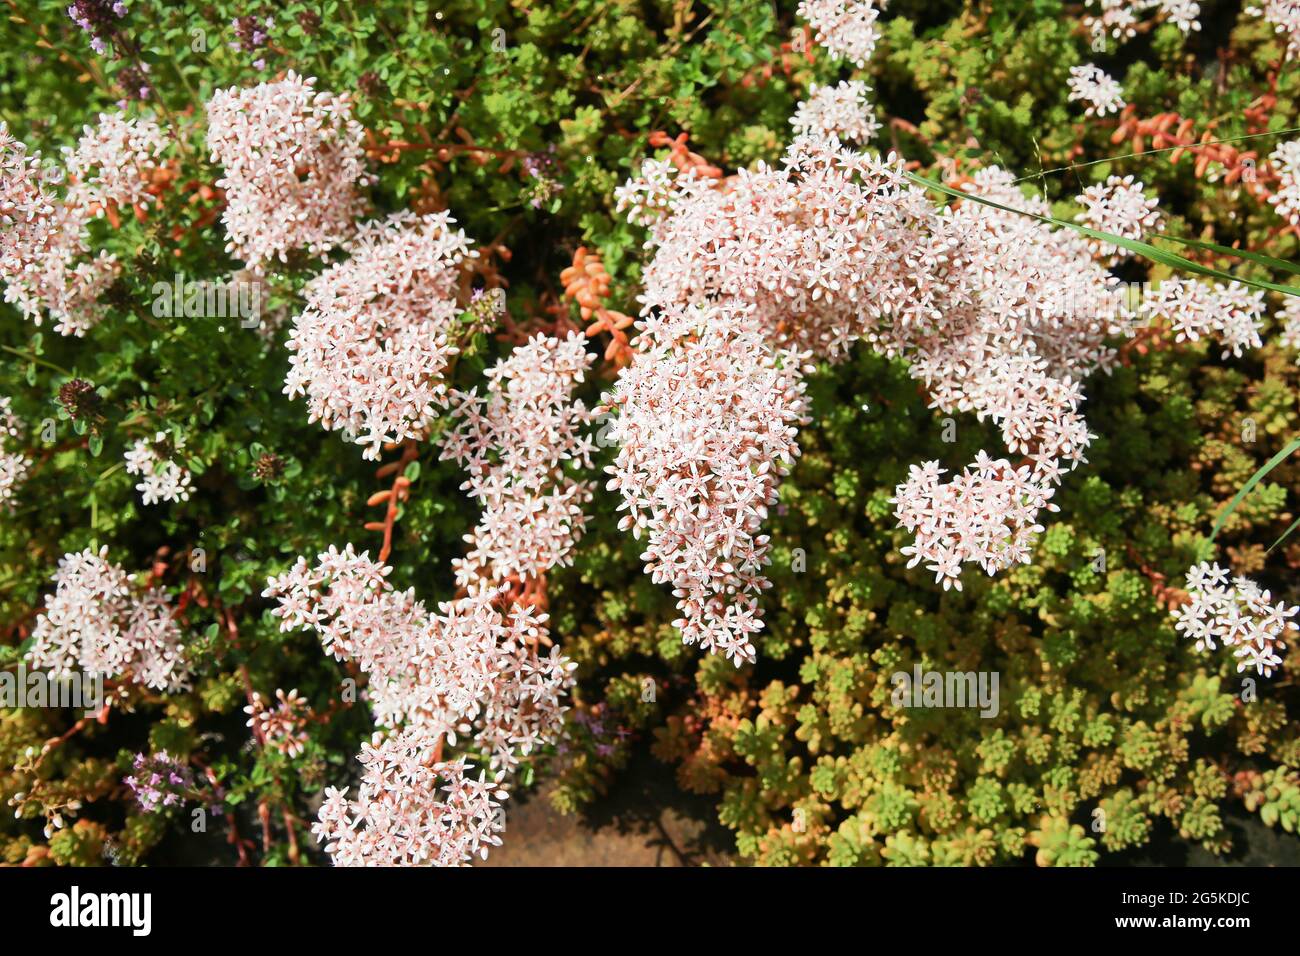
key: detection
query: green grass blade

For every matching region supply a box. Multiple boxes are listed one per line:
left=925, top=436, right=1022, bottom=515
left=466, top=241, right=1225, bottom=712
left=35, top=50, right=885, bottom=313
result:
left=904, top=172, right=1300, bottom=298
left=1155, top=235, right=1300, bottom=279
left=1209, top=436, right=1300, bottom=544
left=1267, top=512, right=1300, bottom=554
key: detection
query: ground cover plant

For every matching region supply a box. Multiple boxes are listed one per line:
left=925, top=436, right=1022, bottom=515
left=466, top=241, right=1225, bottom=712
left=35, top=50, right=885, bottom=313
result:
left=3, top=0, right=1300, bottom=868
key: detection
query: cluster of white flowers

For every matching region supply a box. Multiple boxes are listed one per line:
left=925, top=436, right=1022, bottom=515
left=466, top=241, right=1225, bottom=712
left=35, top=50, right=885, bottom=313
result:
left=1174, top=562, right=1296, bottom=677
left=265, top=545, right=572, bottom=762
left=796, top=0, right=888, bottom=68
left=1067, top=64, right=1127, bottom=117
left=1, top=116, right=162, bottom=336
left=1247, top=1, right=1300, bottom=61
left=1266, top=139, right=1300, bottom=226
left=790, top=80, right=880, bottom=144
left=314, top=734, right=506, bottom=866
left=62, top=112, right=166, bottom=213
left=1140, top=277, right=1265, bottom=358
left=1075, top=175, right=1162, bottom=260
left=606, top=304, right=811, bottom=665
left=27, top=547, right=190, bottom=691
left=0, top=396, right=30, bottom=509
left=617, top=133, right=1138, bottom=626
left=627, top=137, right=934, bottom=358
left=244, top=688, right=309, bottom=758
left=1084, top=0, right=1201, bottom=45
left=894, top=456, right=1059, bottom=589
left=612, top=157, right=679, bottom=227
left=124, top=433, right=194, bottom=505
left=440, top=332, right=599, bottom=591
left=285, top=211, right=474, bottom=459
left=205, top=72, right=372, bottom=271
left=265, top=544, right=574, bottom=864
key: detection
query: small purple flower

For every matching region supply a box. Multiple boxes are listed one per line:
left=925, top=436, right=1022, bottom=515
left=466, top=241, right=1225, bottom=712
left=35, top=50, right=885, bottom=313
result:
left=124, top=751, right=199, bottom=814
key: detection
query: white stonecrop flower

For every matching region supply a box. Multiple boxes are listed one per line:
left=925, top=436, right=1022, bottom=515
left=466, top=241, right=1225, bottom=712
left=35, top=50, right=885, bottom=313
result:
left=1075, top=175, right=1162, bottom=260
left=797, top=0, right=888, bottom=68
left=205, top=72, right=372, bottom=271
left=1247, top=1, right=1300, bottom=61
left=1173, top=562, right=1297, bottom=677
left=266, top=545, right=576, bottom=865
left=1084, top=0, right=1201, bottom=45
left=1159, top=0, right=1203, bottom=31
left=0, top=121, right=133, bottom=336
left=28, top=547, right=190, bottom=691
left=440, top=332, right=599, bottom=590
left=285, top=211, right=475, bottom=459
left=620, top=133, right=1133, bottom=605
left=613, top=157, right=680, bottom=227
left=263, top=545, right=574, bottom=771
left=124, top=433, right=194, bottom=505
left=893, top=455, right=1059, bottom=591
left=606, top=303, right=811, bottom=666
left=244, top=688, right=309, bottom=758
left=313, top=733, right=507, bottom=867
left=0, top=396, right=30, bottom=509
left=790, top=80, right=880, bottom=144
left=1266, top=139, right=1300, bottom=226
left=1068, top=64, right=1126, bottom=117
left=1140, top=278, right=1265, bottom=358
left=62, top=112, right=166, bottom=213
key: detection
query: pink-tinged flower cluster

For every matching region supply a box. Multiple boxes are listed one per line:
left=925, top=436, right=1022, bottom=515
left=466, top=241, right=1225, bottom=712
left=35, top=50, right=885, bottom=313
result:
left=618, top=133, right=1130, bottom=617
left=606, top=304, right=811, bottom=666
left=934, top=167, right=1128, bottom=423
left=1247, top=1, right=1300, bottom=61
left=263, top=545, right=573, bottom=768
left=0, top=125, right=57, bottom=260
left=245, top=688, right=310, bottom=758
left=0, top=118, right=162, bottom=335
left=631, top=137, right=942, bottom=359
left=1084, top=0, right=1201, bottom=44
left=285, top=211, right=474, bottom=459
left=28, top=547, right=190, bottom=691
left=1140, top=277, right=1265, bottom=358
left=797, top=0, right=887, bottom=68
left=613, top=157, right=682, bottom=227
left=1266, top=139, right=1300, bottom=226
left=0, top=396, right=30, bottom=509
left=205, top=72, right=372, bottom=271
left=265, top=544, right=575, bottom=865
left=893, top=455, right=1059, bottom=590
left=1067, top=64, right=1126, bottom=117
left=441, top=332, right=599, bottom=590
left=313, top=733, right=506, bottom=866
left=790, top=80, right=880, bottom=144
left=1173, top=562, right=1296, bottom=677
left=1075, top=175, right=1162, bottom=260
left=124, top=432, right=194, bottom=505
left=62, top=112, right=165, bottom=213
